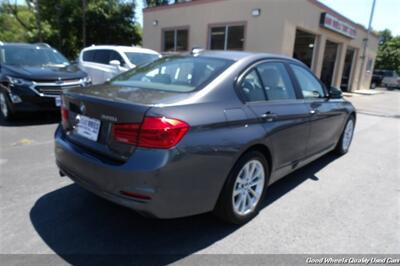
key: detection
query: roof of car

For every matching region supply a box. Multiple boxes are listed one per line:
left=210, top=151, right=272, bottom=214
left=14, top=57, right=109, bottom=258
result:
left=0, top=42, right=53, bottom=48
left=82, top=45, right=160, bottom=55
left=193, top=50, right=299, bottom=63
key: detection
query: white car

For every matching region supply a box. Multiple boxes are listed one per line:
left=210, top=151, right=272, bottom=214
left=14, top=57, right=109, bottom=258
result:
left=382, top=70, right=400, bottom=90
left=78, top=45, right=161, bottom=85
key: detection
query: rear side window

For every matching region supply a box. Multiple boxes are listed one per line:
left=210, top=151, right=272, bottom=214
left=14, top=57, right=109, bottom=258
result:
left=82, top=50, right=95, bottom=62
left=257, top=62, right=296, bottom=100
left=112, top=56, right=233, bottom=92
left=291, top=64, right=325, bottom=98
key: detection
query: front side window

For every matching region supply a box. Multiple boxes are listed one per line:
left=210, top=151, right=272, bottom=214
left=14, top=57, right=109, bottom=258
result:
left=257, top=63, right=296, bottom=100
left=112, top=56, right=233, bottom=92
left=210, top=24, right=245, bottom=51
left=163, top=28, right=189, bottom=52
left=1, top=46, right=69, bottom=66
left=109, top=51, right=125, bottom=65
left=93, top=49, right=112, bottom=65
left=291, top=64, right=325, bottom=98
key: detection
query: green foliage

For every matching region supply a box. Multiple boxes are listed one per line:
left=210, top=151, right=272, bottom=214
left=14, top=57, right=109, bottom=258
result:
left=0, top=4, right=35, bottom=42
left=144, top=0, right=171, bottom=7
left=375, top=29, right=400, bottom=74
left=144, top=0, right=190, bottom=8
left=0, top=0, right=142, bottom=59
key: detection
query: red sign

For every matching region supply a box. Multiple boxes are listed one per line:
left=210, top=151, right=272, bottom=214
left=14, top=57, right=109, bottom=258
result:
left=320, top=13, right=357, bottom=39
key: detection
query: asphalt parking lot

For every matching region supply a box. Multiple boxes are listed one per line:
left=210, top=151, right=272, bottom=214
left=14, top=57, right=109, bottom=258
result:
left=0, top=89, right=399, bottom=264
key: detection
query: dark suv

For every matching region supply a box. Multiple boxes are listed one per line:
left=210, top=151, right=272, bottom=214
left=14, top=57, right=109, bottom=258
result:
left=0, top=42, right=91, bottom=120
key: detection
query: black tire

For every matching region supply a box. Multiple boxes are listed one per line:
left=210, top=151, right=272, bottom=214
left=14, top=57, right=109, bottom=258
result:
left=213, top=151, right=269, bottom=224
left=0, top=91, right=14, bottom=121
left=335, top=115, right=355, bottom=155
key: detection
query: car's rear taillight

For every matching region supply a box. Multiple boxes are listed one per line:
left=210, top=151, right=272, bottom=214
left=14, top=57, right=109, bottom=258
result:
left=112, top=123, right=140, bottom=145
left=61, top=106, right=69, bottom=127
left=112, top=117, right=189, bottom=149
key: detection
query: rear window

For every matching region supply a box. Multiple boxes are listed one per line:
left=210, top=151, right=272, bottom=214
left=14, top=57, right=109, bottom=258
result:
left=111, top=56, right=233, bottom=92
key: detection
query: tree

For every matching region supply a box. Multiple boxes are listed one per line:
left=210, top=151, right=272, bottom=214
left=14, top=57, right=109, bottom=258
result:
left=0, top=0, right=142, bottom=59
left=375, top=29, right=400, bottom=74
left=0, top=4, right=35, bottom=42
left=39, top=0, right=142, bottom=58
left=144, top=0, right=192, bottom=8
left=378, top=29, right=392, bottom=44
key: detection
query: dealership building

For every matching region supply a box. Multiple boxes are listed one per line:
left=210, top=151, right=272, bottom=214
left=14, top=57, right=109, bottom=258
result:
left=143, top=0, right=379, bottom=91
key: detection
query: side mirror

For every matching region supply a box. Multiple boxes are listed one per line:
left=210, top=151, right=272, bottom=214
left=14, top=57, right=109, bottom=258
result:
left=329, top=86, right=343, bottom=99
left=109, top=60, right=121, bottom=68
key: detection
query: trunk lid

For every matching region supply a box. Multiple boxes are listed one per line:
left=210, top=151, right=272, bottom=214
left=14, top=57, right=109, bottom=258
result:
left=61, top=84, right=194, bottom=162
left=67, top=83, right=193, bottom=105
left=61, top=89, right=151, bottom=162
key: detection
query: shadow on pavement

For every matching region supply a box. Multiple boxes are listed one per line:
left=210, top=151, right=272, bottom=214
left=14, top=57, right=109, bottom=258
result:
left=30, top=153, right=338, bottom=265
left=0, top=112, right=60, bottom=127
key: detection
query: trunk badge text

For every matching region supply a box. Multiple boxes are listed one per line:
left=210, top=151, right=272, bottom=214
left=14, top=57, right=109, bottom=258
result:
left=101, top=114, right=118, bottom=122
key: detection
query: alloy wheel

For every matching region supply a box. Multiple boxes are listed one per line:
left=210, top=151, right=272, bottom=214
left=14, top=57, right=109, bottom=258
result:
left=232, top=160, right=265, bottom=216
left=342, top=119, right=354, bottom=151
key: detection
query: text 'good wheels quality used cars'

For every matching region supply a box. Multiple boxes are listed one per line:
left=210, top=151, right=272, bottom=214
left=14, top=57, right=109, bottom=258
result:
left=55, top=50, right=356, bottom=224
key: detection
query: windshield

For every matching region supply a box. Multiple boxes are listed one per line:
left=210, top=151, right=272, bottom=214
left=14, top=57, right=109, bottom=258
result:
left=0, top=46, right=69, bottom=66
left=112, top=56, right=234, bottom=92
left=124, top=52, right=160, bottom=66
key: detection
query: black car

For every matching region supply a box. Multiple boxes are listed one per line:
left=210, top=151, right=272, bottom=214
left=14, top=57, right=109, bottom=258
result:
left=0, top=42, right=91, bottom=120
left=55, top=51, right=355, bottom=224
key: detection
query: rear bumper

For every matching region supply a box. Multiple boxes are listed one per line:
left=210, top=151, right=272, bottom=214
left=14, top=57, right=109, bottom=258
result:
left=54, top=126, right=225, bottom=218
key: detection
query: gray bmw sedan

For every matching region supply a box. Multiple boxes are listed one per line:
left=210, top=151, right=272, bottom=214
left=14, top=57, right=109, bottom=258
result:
left=55, top=50, right=356, bottom=224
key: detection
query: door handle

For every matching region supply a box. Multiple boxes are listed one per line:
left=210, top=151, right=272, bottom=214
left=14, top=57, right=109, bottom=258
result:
left=309, top=109, right=318, bottom=115
left=261, top=112, right=278, bottom=121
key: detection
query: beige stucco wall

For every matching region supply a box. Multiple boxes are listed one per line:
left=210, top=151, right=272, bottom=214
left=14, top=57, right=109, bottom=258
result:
left=143, top=0, right=379, bottom=90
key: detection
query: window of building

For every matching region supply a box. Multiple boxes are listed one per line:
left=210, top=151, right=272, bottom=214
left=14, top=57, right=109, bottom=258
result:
left=291, top=64, right=325, bottom=98
left=366, top=58, right=374, bottom=72
left=209, top=24, right=245, bottom=51
left=162, top=28, right=189, bottom=52
left=256, top=62, right=296, bottom=100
